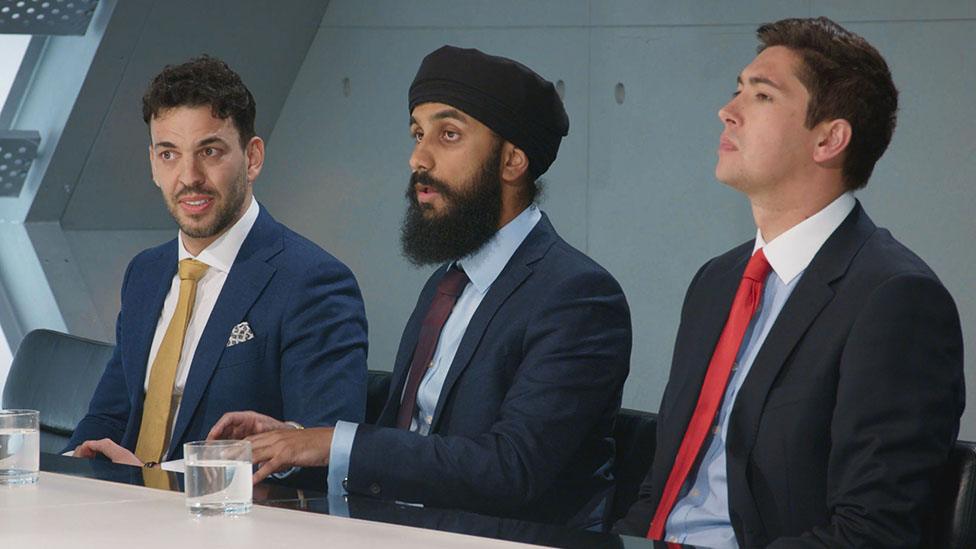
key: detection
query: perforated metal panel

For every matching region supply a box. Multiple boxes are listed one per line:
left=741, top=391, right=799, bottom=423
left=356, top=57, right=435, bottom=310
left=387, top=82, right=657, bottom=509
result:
left=0, top=130, right=39, bottom=197
left=0, top=0, right=97, bottom=35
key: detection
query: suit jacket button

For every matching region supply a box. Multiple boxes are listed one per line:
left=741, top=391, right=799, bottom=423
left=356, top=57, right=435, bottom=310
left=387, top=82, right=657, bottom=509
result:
left=369, top=483, right=381, bottom=495
left=341, top=478, right=348, bottom=490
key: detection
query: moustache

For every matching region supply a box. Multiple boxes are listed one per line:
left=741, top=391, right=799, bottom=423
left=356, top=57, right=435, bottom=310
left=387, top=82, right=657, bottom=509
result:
left=408, top=171, right=452, bottom=198
left=175, top=187, right=218, bottom=200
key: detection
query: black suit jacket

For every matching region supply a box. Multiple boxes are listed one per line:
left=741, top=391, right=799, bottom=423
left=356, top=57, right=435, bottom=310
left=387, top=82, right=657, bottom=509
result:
left=616, top=203, right=964, bottom=547
left=346, top=214, right=632, bottom=528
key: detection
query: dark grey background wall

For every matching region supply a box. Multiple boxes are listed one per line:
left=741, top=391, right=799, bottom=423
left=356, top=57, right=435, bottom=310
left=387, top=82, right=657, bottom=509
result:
left=5, top=1, right=973, bottom=436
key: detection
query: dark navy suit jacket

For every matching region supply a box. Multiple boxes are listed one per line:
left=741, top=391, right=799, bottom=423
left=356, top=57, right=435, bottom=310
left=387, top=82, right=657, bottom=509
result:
left=67, top=207, right=368, bottom=460
left=616, top=203, right=964, bottom=547
left=346, top=214, right=632, bottom=528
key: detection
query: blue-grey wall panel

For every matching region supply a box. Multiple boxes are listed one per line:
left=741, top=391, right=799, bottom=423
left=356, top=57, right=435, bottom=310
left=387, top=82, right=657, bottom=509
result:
left=586, top=25, right=758, bottom=411
left=321, top=0, right=588, bottom=28
left=817, top=0, right=976, bottom=21
left=589, top=0, right=810, bottom=26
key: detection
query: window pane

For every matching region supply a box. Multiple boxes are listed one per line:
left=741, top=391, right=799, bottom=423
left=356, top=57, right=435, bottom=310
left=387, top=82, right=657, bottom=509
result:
left=0, top=34, right=31, bottom=113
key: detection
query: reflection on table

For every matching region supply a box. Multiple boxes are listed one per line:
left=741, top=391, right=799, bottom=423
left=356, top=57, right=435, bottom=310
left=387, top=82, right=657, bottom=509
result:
left=11, top=453, right=682, bottom=548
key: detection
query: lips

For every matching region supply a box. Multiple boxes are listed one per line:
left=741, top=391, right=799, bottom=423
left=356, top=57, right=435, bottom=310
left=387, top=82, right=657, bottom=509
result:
left=415, top=183, right=440, bottom=203
left=178, top=193, right=215, bottom=214
left=719, top=135, right=738, bottom=152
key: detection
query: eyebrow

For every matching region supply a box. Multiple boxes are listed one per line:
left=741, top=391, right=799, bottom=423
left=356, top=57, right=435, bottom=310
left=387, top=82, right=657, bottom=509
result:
left=409, top=108, right=470, bottom=127
left=737, top=74, right=784, bottom=91
left=152, top=136, right=229, bottom=150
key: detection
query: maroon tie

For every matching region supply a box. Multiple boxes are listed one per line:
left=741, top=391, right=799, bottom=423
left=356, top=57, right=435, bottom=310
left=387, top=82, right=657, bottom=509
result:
left=648, top=249, right=772, bottom=540
left=396, top=266, right=470, bottom=430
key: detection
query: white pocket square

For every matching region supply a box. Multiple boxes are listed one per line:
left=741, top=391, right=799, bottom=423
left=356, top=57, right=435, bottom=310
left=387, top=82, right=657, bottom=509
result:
left=227, top=322, right=254, bottom=347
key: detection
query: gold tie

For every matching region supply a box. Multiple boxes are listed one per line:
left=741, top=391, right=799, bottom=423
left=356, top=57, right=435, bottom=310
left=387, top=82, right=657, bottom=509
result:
left=135, top=258, right=209, bottom=464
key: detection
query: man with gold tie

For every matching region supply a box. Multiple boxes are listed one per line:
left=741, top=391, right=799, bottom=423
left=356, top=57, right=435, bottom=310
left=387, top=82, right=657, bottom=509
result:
left=65, top=56, right=368, bottom=468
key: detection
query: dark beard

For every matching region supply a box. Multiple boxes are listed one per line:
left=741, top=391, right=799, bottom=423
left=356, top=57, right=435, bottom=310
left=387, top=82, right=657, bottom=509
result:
left=399, top=146, right=502, bottom=266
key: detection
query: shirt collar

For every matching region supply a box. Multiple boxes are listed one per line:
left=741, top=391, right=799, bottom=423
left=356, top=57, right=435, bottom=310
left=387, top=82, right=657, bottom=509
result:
left=457, top=205, right=542, bottom=293
left=752, top=192, right=855, bottom=285
left=178, top=196, right=260, bottom=273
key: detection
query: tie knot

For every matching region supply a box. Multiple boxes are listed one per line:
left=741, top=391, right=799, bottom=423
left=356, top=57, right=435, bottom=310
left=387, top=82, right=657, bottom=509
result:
left=743, top=249, right=772, bottom=283
left=178, top=258, right=209, bottom=282
left=437, top=265, right=470, bottom=297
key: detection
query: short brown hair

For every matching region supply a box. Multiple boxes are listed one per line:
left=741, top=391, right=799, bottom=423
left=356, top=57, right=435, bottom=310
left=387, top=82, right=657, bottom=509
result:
left=142, top=55, right=256, bottom=148
left=757, top=17, right=898, bottom=190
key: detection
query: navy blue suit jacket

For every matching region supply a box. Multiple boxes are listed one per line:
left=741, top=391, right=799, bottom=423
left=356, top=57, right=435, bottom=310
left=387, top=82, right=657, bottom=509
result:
left=67, top=207, right=368, bottom=460
left=616, top=203, right=964, bottom=547
left=346, top=214, right=632, bottom=528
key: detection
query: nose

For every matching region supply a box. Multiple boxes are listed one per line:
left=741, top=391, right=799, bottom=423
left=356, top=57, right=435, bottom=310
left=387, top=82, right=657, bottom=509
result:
left=178, top=154, right=204, bottom=187
left=718, top=97, right=740, bottom=127
left=409, top=139, right=433, bottom=173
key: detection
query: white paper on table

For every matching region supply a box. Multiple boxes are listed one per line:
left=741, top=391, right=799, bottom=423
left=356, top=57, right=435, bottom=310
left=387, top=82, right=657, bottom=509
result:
left=161, top=459, right=185, bottom=473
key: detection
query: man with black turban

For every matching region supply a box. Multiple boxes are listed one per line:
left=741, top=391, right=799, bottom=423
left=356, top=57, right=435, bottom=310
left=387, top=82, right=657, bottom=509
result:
left=210, top=46, right=632, bottom=529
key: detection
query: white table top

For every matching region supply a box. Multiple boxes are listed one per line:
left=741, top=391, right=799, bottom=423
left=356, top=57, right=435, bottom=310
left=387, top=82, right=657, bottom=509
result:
left=0, top=472, right=543, bottom=548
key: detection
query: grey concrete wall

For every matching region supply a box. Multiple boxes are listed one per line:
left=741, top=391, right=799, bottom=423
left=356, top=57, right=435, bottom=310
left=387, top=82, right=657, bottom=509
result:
left=257, top=1, right=976, bottom=436
left=17, top=1, right=973, bottom=438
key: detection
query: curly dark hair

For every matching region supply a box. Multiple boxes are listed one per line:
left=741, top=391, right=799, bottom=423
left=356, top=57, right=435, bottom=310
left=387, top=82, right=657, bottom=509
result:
left=757, top=17, right=898, bottom=190
left=142, top=55, right=256, bottom=148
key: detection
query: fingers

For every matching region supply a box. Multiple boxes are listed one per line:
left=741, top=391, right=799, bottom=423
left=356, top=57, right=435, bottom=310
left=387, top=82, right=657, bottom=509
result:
left=208, top=411, right=285, bottom=440
left=74, top=439, right=142, bottom=466
left=73, top=441, right=97, bottom=459
left=208, top=411, right=249, bottom=440
left=252, top=459, right=279, bottom=484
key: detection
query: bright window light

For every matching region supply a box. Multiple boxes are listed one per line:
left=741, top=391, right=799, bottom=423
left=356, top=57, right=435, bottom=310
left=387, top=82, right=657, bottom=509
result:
left=0, top=35, right=32, bottom=114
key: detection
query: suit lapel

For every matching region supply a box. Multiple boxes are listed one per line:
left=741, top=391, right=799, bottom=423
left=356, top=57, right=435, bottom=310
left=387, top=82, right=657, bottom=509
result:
left=725, top=203, right=875, bottom=532
left=168, top=209, right=282, bottom=453
left=429, top=215, right=556, bottom=430
left=126, top=245, right=178, bottom=407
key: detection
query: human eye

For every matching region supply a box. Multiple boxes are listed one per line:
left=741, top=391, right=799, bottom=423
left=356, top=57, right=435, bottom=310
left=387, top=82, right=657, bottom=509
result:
left=411, top=129, right=423, bottom=143
left=756, top=92, right=772, bottom=102
left=202, top=147, right=221, bottom=157
left=159, top=150, right=175, bottom=161
left=443, top=129, right=460, bottom=142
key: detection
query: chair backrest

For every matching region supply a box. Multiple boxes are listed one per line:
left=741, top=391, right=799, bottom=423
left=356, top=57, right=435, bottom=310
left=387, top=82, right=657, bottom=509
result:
left=2, top=329, right=113, bottom=453
left=923, top=440, right=976, bottom=548
left=366, top=369, right=392, bottom=425
left=610, top=408, right=658, bottom=524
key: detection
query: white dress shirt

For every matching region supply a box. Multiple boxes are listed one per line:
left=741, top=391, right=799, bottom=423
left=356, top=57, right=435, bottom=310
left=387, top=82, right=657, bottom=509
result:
left=145, top=196, right=260, bottom=454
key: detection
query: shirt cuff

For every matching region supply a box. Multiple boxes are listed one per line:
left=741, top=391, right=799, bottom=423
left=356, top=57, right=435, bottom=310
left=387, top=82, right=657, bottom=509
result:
left=328, top=420, right=358, bottom=495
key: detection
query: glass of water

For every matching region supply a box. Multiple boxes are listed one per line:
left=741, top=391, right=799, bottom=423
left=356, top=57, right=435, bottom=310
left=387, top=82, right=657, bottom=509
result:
left=0, top=409, right=39, bottom=485
left=183, top=440, right=252, bottom=515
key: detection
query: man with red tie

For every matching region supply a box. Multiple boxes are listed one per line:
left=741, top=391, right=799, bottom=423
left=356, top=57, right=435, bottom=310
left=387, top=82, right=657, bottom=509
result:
left=210, top=46, right=632, bottom=529
left=615, top=17, right=964, bottom=547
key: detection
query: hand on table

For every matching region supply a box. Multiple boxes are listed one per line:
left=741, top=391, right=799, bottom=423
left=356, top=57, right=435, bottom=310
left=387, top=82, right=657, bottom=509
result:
left=207, top=410, right=290, bottom=440
left=247, top=427, right=334, bottom=484
left=73, top=438, right=143, bottom=466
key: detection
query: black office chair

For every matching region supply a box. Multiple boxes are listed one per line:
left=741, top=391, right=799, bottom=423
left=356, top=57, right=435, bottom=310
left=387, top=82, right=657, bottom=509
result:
left=365, top=369, right=392, bottom=424
left=923, top=440, right=976, bottom=548
left=609, top=408, right=657, bottom=524
left=2, top=329, right=112, bottom=453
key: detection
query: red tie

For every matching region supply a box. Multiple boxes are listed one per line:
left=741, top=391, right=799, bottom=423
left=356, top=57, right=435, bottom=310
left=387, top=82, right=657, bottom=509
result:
left=648, top=249, right=772, bottom=540
left=396, top=266, right=470, bottom=430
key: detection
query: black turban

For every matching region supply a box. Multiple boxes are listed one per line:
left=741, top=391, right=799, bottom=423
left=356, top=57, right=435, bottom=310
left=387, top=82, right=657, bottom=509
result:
left=409, top=45, right=569, bottom=180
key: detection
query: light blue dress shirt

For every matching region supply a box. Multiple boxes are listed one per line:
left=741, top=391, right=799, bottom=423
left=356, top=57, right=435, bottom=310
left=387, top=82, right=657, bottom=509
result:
left=328, top=205, right=543, bottom=501
left=665, top=193, right=856, bottom=547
